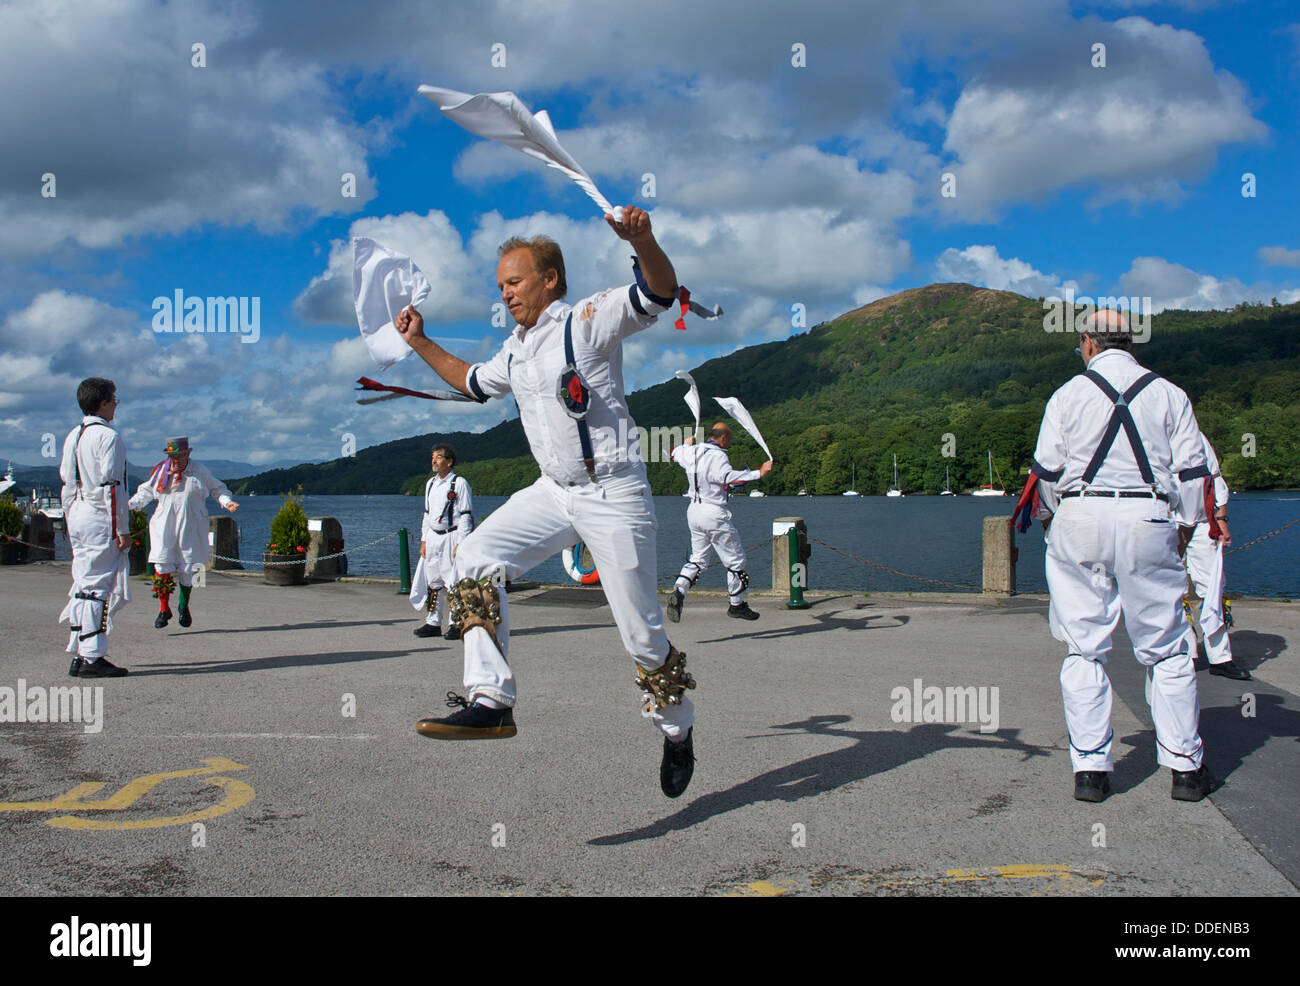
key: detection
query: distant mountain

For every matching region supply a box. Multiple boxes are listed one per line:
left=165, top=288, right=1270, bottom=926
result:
left=235, top=284, right=1300, bottom=496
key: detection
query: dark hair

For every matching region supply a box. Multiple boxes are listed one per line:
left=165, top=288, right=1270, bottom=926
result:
left=432, top=443, right=457, bottom=466
left=498, top=235, right=567, bottom=297
left=77, top=377, right=116, bottom=415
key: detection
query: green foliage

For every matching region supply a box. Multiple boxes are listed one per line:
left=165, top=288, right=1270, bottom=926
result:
left=0, top=498, right=22, bottom=538
left=129, top=508, right=148, bottom=548
left=238, top=286, right=1300, bottom=494
left=267, top=489, right=310, bottom=554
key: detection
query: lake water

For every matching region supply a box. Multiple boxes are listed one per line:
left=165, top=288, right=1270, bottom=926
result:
left=57, top=491, right=1300, bottom=596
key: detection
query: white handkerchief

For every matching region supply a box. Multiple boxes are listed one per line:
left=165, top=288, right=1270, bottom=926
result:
left=353, top=237, right=431, bottom=371
left=676, top=370, right=701, bottom=433
left=418, top=85, right=619, bottom=220
left=714, top=396, right=773, bottom=462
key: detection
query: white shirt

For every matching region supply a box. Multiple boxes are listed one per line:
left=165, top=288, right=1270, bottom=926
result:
left=422, top=471, right=473, bottom=540
left=1031, top=349, right=1208, bottom=525
left=1200, top=433, right=1229, bottom=509
left=465, top=281, right=672, bottom=485
left=59, top=415, right=128, bottom=533
left=672, top=442, right=760, bottom=506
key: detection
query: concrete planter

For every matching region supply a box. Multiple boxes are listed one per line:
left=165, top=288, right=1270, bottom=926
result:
left=263, top=551, right=307, bottom=585
left=0, top=538, right=21, bottom=565
left=128, top=543, right=148, bottom=576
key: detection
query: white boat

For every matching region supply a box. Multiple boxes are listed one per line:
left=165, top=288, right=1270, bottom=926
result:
left=972, top=450, right=1008, bottom=497
left=747, top=489, right=766, bottom=498
left=886, top=455, right=904, bottom=497
left=0, top=462, right=15, bottom=498
left=940, top=465, right=956, bottom=496
left=842, top=464, right=860, bottom=496
left=796, top=475, right=809, bottom=496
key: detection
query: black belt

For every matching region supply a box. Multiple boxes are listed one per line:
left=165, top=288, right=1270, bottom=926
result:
left=1060, top=489, right=1170, bottom=502
left=429, top=526, right=457, bottom=534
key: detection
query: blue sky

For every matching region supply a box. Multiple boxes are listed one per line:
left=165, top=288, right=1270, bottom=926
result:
left=1, top=0, right=1297, bottom=470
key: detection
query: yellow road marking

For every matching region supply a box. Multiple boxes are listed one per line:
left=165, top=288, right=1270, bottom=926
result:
left=0, top=757, right=253, bottom=829
left=47, top=776, right=255, bottom=830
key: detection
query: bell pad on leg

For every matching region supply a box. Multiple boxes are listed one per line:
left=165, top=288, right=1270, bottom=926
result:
left=448, top=577, right=503, bottom=652
left=636, top=645, right=697, bottom=713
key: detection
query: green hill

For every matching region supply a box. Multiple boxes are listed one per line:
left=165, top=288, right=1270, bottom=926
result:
left=236, top=284, right=1300, bottom=496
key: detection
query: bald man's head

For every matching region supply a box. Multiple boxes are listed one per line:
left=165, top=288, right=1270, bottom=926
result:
left=1079, top=306, right=1133, bottom=351
left=708, top=422, right=733, bottom=447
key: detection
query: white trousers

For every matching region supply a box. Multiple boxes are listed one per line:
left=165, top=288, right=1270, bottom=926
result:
left=58, top=500, right=130, bottom=659
left=1046, top=497, right=1203, bottom=773
left=454, top=471, right=693, bottom=740
left=675, top=502, right=748, bottom=605
left=154, top=562, right=193, bottom=586
left=1183, top=523, right=1233, bottom=665
left=410, top=532, right=457, bottom=625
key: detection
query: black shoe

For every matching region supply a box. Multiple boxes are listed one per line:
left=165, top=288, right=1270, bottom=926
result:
left=178, top=607, right=192, bottom=628
left=660, top=728, right=695, bottom=798
left=68, top=657, right=83, bottom=677
left=1073, top=771, right=1110, bottom=802
left=78, top=658, right=128, bottom=678
left=445, top=626, right=461, bottom=641
left=1171, top=765, right=1212, bottom=802
left=1208, top=660, right=1251, bottom=681
left=154, top=609, right=171, bottom=629
left=413, top=623, right=442, bottom=638
left=415, top=692, right=516, bottom=739
left=727, top=602, right=759, bottom=621
left=666, top=590, right=684, bottom=624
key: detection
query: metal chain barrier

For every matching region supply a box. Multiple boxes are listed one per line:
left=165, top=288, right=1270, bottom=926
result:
left=808, top=535, right=981, bottom=592
left=211, top=529, right=400, bottom=568
left=1225, top=517, right=1299, bottom=555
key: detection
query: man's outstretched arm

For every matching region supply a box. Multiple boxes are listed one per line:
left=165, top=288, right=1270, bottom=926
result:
left=394, top=307, right=475, bottom=397
left=606, top=205, right=677, bottom=299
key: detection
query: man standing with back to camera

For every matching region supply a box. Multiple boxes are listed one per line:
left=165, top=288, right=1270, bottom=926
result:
left=393, top=205, right=698, bottom=799
left=1023, top=308, right=1213, bottom=804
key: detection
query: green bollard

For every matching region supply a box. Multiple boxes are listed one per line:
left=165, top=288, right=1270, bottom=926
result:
left=787, top=527, right=809, bottom=609
left=398, top=527, right=412, bottom=593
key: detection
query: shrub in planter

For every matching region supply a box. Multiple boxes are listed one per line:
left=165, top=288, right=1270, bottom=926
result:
left=264, top=491, right=309, bottom=585
left=0, top=498, right=22, bottom=565
left=128, top=507, right=149, bottom=575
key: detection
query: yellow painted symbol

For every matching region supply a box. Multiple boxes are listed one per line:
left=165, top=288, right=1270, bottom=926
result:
left=0, top=757, right=253, bottom=830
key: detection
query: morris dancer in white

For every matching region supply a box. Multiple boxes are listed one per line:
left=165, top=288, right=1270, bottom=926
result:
left=666, top=424, right=772, bottom=622
left=59, top=378, right=130, bottom=678
left=411, top=444, right=473, bottom=640
left=129, top=437, right=238, bottom=629
left=394, top=206, right=699, bottom=798
left=1022, top=309, right=1213, bottom=803
left=1183, top=432, right=1249, bottom=681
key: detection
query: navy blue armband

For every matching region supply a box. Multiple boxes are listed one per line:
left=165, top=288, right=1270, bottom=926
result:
left=631, top=256, right=676, bottom=309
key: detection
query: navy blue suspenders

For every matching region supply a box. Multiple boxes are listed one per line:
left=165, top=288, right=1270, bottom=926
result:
left=1081, top=370, right=1160, bottom=485
left=562, top=314, right=598, bottom=482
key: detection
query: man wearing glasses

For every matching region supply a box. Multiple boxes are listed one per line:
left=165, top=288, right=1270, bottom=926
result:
left=58, top=377, right=131, bottom=677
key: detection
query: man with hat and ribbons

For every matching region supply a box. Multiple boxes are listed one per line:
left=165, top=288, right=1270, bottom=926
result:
left=1014, top=307, right=1214, bottom=804
left=130, top=437, right=239, bottom=629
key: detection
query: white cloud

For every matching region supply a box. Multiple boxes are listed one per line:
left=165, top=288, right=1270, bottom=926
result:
left=1119, top=256, right=1300, bottom=310
left=1258, top=246, right=1300, bottom=268
left=934, top=245, right=1080, bottom=298
left=940, top=17, right=1266, bottom=217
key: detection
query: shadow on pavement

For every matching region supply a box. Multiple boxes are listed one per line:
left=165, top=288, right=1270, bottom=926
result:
left=588, top=714, right=1050, bottom=845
